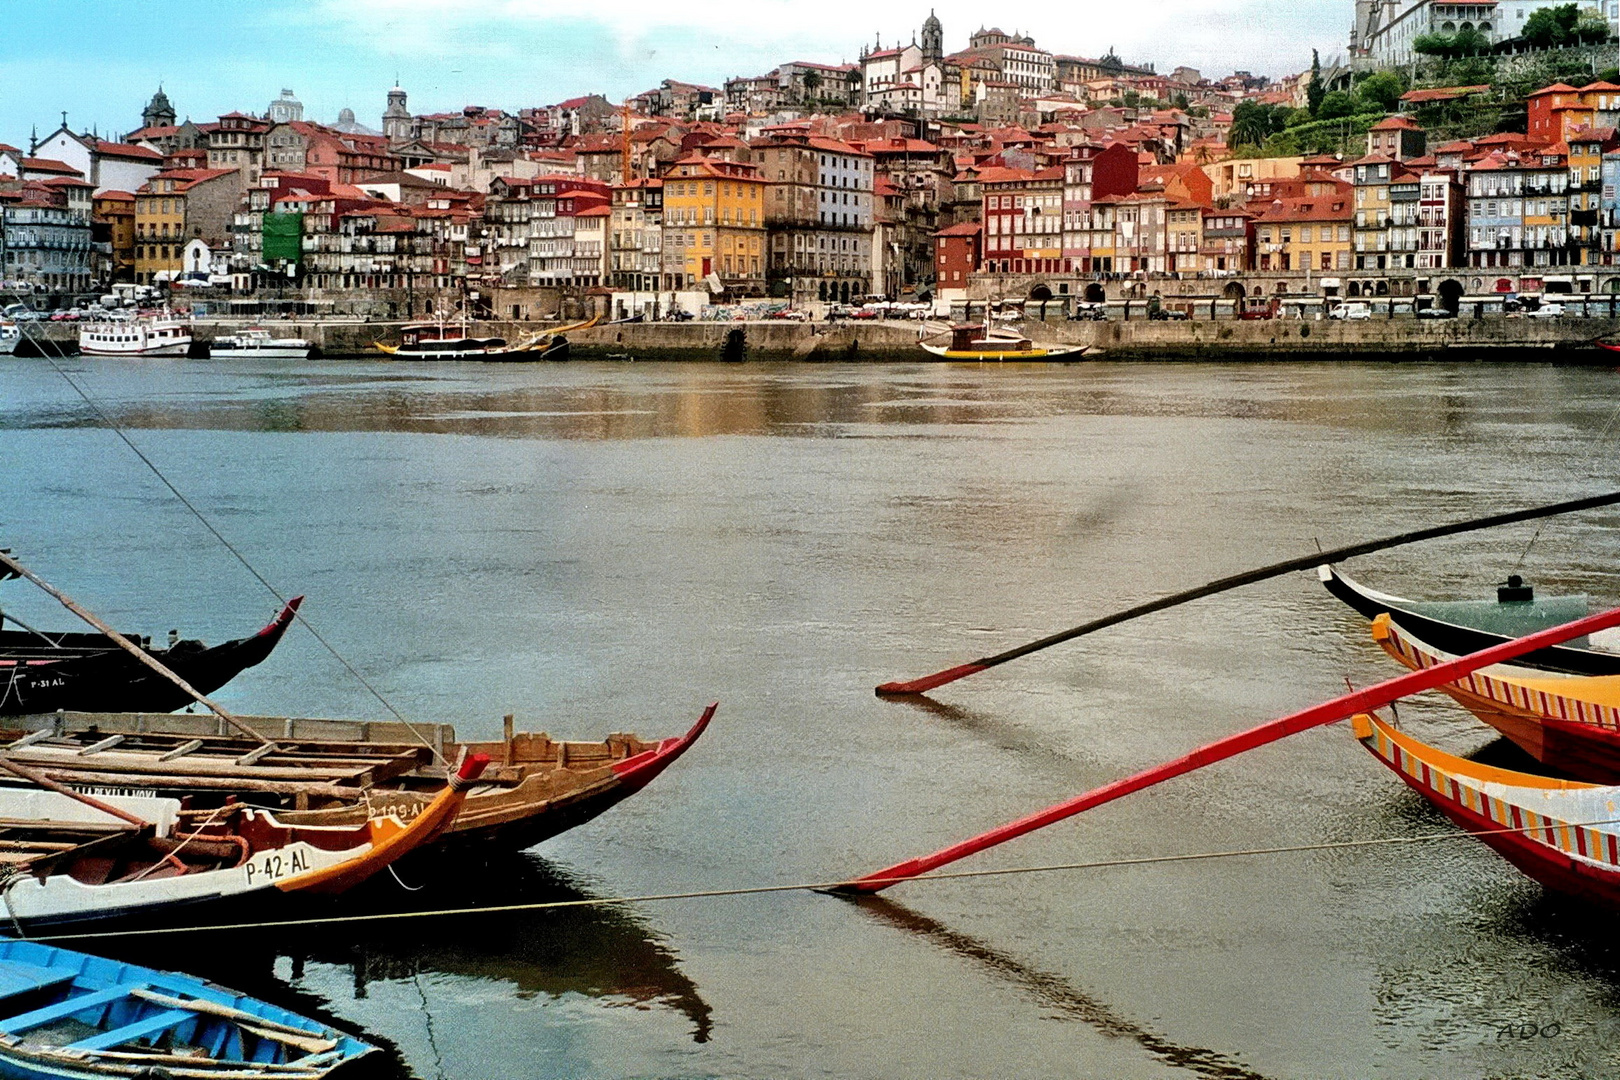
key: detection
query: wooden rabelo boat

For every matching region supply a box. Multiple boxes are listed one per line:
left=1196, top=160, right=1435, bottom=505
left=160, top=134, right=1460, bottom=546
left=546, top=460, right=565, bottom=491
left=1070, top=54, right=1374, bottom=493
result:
left=1319, top=564, right=1620, bottom=676
left=0, top=704, right=715, bottom=857
left=0, top=599, right=302, bottom=716
left=0, top=937, right=374, bottom=1077
left=374, top=315, right=598, bottom=361
left=918, top=323, right=1089, bottom=361
left=1370, top=612, right=1620, bottom=782
left=1354, top=710, right=1620, bottom=909
left=0, top=752, right=485, bottom=934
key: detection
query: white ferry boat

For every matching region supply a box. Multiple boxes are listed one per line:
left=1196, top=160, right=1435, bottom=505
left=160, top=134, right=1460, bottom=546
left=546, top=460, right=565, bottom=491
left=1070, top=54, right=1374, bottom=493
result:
left=78, top=313, right=193, bottom=357
left=208, top=326, right=315, bottom=359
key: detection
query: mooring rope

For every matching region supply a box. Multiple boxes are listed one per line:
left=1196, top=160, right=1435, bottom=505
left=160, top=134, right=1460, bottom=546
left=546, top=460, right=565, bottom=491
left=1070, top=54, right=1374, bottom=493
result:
left=8, top=311, right=446, bottom=765
left=15, top=816, right=1618, bottom=945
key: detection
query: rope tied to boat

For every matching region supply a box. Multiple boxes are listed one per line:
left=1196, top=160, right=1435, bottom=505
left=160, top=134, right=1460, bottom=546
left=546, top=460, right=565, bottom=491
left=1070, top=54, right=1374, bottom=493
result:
left=15, top=815, right=1620, bottom=944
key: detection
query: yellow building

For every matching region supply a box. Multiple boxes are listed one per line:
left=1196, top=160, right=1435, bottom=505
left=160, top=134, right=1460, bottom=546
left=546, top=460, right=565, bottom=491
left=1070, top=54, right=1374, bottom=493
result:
left=660, top=154, right=767, bottom=295
left=1566, top=128, right=1608, bottom=265
left=1254, top=193, right=1354, bottom=273
left=1350, top=155, right=1414, bottom=271
left=133, top=167, right=237, bottom=284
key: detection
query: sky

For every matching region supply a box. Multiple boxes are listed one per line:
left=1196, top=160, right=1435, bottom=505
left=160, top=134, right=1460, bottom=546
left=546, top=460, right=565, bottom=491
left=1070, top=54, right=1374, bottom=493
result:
left=0, top=0, right=1349, bottom=146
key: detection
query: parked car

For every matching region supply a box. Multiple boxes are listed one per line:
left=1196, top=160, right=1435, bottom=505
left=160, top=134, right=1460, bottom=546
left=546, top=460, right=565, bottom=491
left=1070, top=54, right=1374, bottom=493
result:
left=1329, top=302, right=1372, bottom=321
left=771, top=309, right=811, bottom=321
left=1526, top=302, right=1565, bottom=319
left=1069, top=302, right=1108, bottom=321
left=1415, top=306, right=1455, bottom=319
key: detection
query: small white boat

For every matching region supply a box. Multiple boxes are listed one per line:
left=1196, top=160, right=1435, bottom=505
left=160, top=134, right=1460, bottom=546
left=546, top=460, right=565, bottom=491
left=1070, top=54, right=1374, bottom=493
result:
left=78, top=314, right=193, bottom=358
left=0, top=322, right=18, bottom=356
left=208, top=326, right=315, bottom=359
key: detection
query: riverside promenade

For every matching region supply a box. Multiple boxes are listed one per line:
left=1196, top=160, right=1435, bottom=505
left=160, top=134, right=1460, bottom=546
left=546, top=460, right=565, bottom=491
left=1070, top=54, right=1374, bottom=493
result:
left=21, top=316, right=1620, bottom=361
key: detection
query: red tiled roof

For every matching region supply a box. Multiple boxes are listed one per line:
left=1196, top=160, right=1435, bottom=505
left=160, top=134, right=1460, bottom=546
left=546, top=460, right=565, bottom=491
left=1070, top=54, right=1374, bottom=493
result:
left=94, top=140, right=163, bottom=161
left=20, top=158, right=80, bottom=175
left=935, top=221, right=983, bottom=236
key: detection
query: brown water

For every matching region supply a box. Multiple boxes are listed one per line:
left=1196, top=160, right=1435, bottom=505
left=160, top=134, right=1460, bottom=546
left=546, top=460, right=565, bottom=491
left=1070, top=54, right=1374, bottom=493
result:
left=4, top=356, right=1620, bottom=1078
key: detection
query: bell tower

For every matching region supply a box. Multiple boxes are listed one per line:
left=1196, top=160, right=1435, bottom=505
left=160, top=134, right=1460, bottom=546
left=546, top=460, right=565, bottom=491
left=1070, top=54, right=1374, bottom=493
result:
left=921, top=10, right=943, bottom=64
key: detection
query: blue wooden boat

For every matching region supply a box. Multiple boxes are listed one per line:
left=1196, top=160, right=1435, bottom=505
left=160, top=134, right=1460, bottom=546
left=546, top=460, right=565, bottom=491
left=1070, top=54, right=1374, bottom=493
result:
left=0, top=937, right=373, bottom=1078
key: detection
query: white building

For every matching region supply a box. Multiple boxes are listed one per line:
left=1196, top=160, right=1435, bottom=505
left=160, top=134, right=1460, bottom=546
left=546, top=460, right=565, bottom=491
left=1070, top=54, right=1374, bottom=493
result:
left=30, top=127, right=163, bottom=195
left=1353, top=0, right=1620, bottom=66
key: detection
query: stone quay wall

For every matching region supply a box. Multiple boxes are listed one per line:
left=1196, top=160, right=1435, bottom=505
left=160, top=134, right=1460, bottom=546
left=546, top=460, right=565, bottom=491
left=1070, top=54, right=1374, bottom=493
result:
left=19, top=315, right=1620, bottom=362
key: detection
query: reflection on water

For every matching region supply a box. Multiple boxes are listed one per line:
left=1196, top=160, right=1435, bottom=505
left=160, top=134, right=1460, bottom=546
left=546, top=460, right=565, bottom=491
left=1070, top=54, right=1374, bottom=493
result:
left=92, top=853, right=712, bottom=1045
left=851, top=895, right=1271, bottom=1080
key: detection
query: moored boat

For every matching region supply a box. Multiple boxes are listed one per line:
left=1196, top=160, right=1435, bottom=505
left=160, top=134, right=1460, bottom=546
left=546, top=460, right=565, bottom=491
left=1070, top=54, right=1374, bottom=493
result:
left=918, top=323, right=1088, bottom=361
left=207, top=327, right=315, bottom=360
left=1370, top=612, right=1620, bottom=782
left=78, top=315, right=192, bottom=358
left=0, top=937, right=374, bottom=1077
left=1319, top=564, right=1620, bottom=676
left=0, top=599, right=303, bottom=716
left=0, top=703, right=716, bottom=855
left=0, top=322, right=17, bottom=357
left=0, top=751, right=485, bottom=933
left=373, top=315, right=597, bottom=361
left=1354, top=710, right=1620, bottom=909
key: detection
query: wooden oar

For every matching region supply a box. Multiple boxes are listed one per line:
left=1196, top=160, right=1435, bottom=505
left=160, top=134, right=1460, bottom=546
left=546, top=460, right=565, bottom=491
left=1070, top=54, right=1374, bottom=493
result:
left=876, top=490, right=1620, bottom=695
left=833, top=602, right=1620, bottom=894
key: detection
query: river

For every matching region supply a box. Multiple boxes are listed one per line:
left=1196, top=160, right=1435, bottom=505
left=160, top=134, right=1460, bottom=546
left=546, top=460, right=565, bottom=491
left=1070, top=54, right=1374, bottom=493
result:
left=3, top=355, right=1619, bottom=1079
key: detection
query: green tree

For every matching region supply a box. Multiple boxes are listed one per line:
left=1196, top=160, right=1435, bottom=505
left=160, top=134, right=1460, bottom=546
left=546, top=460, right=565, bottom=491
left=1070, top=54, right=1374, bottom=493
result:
left=1522, top=3, right=1578, bottom=47
left=1318, top=90, right=1357, bottom=120
left=1229, top=101, right=1290, bottom=146
left=1307, top=49, right=1325, bottom=115
left=1355, top=70, right=1406, bottom=112
left=1173, top=92, right=1190, bottom=110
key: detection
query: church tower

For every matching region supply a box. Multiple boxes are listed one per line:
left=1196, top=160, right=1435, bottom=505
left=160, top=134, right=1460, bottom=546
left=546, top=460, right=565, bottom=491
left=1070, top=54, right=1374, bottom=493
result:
left=383, top=84, right=412, bottom=142
left=921, top=9, right=943, bottom=64
left=142, top=87, right=176, bottom=129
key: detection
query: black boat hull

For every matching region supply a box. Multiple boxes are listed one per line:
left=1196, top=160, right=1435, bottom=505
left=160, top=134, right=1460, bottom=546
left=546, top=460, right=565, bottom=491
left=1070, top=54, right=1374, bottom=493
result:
left=1319, top=565, right=1620, bottom=676
left=0, top=599, right=302, bottom=714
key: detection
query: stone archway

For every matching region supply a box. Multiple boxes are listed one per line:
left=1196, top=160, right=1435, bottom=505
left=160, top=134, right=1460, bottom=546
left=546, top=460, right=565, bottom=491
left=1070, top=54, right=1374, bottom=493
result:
left=1347, top=281, right=1361, bottom=297
left=1374, top=280, right=1389, bottom=296
left=1438, top=278, right=1464, bottom=313
left=1222, top=281, right=1246, bottom=300
left=1084, top=283, right=1106, bottom=303
left=1029, top=283, right=1053, bottom=302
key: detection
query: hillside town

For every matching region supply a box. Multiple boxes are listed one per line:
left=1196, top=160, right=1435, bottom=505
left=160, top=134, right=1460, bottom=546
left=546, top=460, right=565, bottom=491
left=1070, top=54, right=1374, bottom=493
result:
left=5, top=4, right=1620, bottom=321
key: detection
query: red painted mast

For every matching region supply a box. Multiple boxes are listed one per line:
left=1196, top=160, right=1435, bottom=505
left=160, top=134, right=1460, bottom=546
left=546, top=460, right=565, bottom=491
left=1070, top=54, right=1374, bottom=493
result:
left=833, top=604, right=1620, bottom=894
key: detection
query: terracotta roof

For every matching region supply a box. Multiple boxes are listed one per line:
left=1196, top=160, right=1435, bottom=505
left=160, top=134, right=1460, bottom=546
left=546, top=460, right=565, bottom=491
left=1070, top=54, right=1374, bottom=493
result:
left=1253, top=196, right=1352, bottom=223
left=93, top=140, right=163, bottom=161
left=935, top=221, right=983, bottom=236
left=20, top=158, right=80, bottom=175
left=1369, top=115, right=1422, bottom=131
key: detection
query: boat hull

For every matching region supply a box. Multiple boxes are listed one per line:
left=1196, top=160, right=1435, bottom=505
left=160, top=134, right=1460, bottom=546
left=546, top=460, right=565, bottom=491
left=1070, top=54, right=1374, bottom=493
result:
left=1373, top=614, right=1620, bottom=782
left=1320, top=564, right=1620, bottom=675
left=1357, top=713, right=1620, bottom=908
left=0, top=938, right=373, bottom=1077
left=77, top=343, right=191, bottom=358
left=208, top=346, right=313, bottom=359
left=0, top=600, right=302, bottom=716
left=0, top=704, right=715, bottom=856
left=919, top=343, right=1089, bottom=361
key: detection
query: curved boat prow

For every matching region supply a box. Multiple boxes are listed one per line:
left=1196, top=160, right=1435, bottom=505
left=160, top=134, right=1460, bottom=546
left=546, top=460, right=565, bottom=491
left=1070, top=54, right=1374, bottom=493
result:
left=281, top=751, right=490, bottom=894
left=610, top=702, right=716, bottom=794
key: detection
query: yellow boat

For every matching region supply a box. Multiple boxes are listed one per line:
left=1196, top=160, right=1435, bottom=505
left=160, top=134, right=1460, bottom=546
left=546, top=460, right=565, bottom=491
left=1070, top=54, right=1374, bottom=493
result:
left=919, top=323, right=1089, bottom=361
